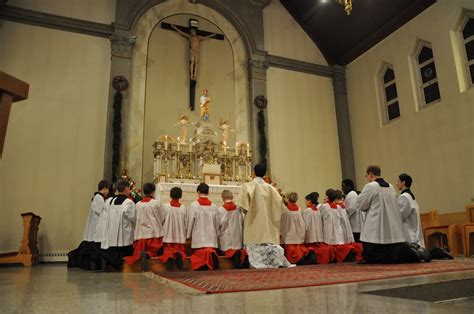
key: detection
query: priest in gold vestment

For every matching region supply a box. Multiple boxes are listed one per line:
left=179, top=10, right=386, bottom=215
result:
left=237, top=164, right=292, bottom=268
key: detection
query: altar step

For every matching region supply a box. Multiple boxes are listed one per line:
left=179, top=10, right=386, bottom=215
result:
left=123, top=255, right=235, bottom=273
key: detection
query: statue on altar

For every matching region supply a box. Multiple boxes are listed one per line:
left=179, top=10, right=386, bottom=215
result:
left=175, top=111, right=191, bottom=143
left=199, top=89, right=211, bottom=121
left=217, top=115, right=235, bottom=145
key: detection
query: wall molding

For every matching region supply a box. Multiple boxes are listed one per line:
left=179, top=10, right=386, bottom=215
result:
left=0, top=5, right=113, bottom=38
left=267, top=54, right=333, bottom=78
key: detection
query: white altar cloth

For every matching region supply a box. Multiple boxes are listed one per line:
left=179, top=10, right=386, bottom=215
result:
left=156, top=182, right=242, bottom=206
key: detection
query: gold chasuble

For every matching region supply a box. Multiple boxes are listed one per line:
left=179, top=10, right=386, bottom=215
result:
left=237, top=177, right=284, bottom=245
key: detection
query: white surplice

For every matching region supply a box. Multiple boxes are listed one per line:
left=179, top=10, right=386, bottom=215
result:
left=187, top=200, right=219, bottom=248
left=344, top=190, right=362, bottom=233
left=101, top=196, right=136, bottom=249
left=399, top=192, right=425, bottom=248
left=321, top=203, right=353, bottom=245
left=83, top=193, right=106, bottom=242
left=357, top=181, right=406, bottom=244
left=133, top=199, right=164, bottom=240
left=217, top=204, right=244, bottom=251
left=302, top=207, right=324, bottom=243
left=338, top=206, right=355, bottom=243
left=280, top=207, right=306, bottom=244
left=161, top=203, right=188, bottom=244
left=98, top=197, right=113, bottom=244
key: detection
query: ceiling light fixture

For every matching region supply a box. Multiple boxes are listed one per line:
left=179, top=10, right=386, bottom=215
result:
left=336, top=0, right=353, bottom=15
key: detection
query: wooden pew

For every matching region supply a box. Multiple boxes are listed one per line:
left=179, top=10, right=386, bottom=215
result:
left=462, top=204, right=474, bottom=257
left=422, top=209, right=467, bottom=256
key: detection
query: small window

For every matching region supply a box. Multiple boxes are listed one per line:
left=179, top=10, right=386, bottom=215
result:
left=380, top=65, right=400, bottom=123
left=462, top=17, right=474, bottom=84
left=415, top=43, right=441, bottom=107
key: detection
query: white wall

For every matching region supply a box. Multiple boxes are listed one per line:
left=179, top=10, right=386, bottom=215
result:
left=267, top=69, right=342, bottom=206
left=0, top=21, right=111, bottom=254
left=346, top=0, right=474, bottom=214
left=264, top=1, right=340, bottom=207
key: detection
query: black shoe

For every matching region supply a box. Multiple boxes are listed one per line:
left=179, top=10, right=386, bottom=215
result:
left=211, top=252, right=220, bottom=270
left=166, top=259, right=174, bottom=271
left=430, top=247, right=454, bottom=260
left=241, top=255, right=250, bottom=269
left=100, top=257, right=107, bottom=272
left=404, top=243, right=422, bottom=263
left=344, top=251, right=356, bottom=263
left=140, top=250, right=149, bottom=272
left=232, top=251, right=242, bottom=268
left=308, top=251, right=317, bottom=264
left=417, top=247, right=432, bottom=262
left=175, top=253, right=184, bottom=270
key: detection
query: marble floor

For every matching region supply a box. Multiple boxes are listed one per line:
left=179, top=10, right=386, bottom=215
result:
left=1, top=264, right=473, bottom=314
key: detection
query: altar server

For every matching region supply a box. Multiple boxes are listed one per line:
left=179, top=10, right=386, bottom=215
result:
left=302, top=192, right=334, bottom=264
left=67, top=180, right=109, bottom=270
left=279, top=192, right=308, bottom=264
left=342, top=179, right=362, bottom=242
left=335, top=190, right=345, bottom=208
left=125, top=183, right=164, bottom=265
left=357, top=166, right=428, bottom=263
left=320, top=189, right=357, bottom=263
left=396, top=174, right=425, bottom=248
left=159, top=187, right=188, bottom=270
left=187, top=183, right=220, bottom=270
left=217, top=190, right=247, bottom=268
left=100, top=179, right=136, bottom=271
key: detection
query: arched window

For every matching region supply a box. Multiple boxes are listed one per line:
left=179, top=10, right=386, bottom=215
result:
left=414, top=42, right=441, bottom=107
left=461, top=16, right=474, bottom=84
left=379, top=64, right=400, bottom=123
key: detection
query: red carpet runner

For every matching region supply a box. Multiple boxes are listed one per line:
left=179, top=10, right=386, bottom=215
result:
left=156, top=260, right=474, bottom=294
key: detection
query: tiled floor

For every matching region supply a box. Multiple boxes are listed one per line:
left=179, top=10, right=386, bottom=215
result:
left=1, top=264, right=473, bottom=313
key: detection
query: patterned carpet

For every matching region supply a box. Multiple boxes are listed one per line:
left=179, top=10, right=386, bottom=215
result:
left=155, top=260, right=474, bottom=294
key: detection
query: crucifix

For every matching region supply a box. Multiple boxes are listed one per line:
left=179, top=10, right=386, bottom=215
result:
left=161, top=19, right=224, bottom=111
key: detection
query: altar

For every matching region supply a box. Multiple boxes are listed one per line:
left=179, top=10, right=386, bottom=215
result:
left=156, top=181, right=242, bottom=206
left=151, top=89, right=253, bottom=186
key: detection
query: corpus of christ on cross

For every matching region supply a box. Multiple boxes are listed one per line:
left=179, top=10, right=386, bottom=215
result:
left=161, top=19, right=224, bottom=111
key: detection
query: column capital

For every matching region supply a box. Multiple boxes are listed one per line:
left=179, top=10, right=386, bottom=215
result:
left=110, top=34, right=136, bottom=58
left=332, top=65, right=347, bottom=95
left=249, top=53, right=269, bottom=81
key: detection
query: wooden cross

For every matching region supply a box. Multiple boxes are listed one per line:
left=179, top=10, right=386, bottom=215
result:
left=161, top=19, right=224, bottom=111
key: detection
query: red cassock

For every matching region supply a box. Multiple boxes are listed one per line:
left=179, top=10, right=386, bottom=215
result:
left=159, top=243, right=187, bottom=263
left=306, top=242, right=335, bottom=264
left=124, top=238, right=163, bottom=265
left=284, top=244, right=309, bottom=264
left=223, top=248, right=248, bottom=266
left=190, top=247, right=218, bottom=270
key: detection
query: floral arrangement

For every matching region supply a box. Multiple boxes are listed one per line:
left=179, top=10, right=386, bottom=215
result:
left=120, top=169, right=142, bottom=203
